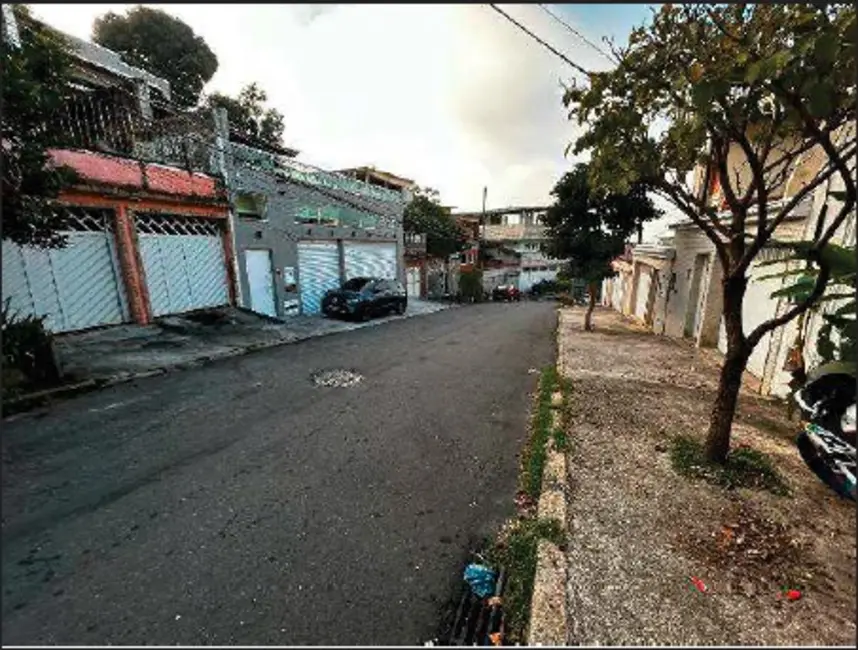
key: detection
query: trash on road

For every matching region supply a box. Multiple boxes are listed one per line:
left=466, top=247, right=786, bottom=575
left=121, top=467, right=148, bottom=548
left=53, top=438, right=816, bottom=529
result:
left=464, top=564, right=497, bottom=598
left=778, top=588, right=802, bottom=602
left=689, top=576, right=708, bottom=593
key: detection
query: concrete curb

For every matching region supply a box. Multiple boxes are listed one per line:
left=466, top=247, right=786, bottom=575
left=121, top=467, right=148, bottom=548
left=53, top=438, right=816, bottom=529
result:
left=528, top=308, right=571, bottom=647
left=3, top=304, right=458, bottom=418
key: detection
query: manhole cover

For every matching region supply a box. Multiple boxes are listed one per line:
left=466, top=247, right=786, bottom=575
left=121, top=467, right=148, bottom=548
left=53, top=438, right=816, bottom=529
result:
left=311, top=369, right=363, bottom=388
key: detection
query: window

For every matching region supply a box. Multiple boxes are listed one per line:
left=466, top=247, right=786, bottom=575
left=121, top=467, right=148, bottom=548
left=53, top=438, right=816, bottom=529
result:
left=235, top=193, right=265, bottom=220
left=343, top=277, right=371, bottom=291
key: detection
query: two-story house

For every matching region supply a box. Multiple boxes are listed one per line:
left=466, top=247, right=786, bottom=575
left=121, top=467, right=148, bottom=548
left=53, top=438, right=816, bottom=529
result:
left=453, top=206, right=565, bottom=293
left=2, top=14, right=234, bottom=334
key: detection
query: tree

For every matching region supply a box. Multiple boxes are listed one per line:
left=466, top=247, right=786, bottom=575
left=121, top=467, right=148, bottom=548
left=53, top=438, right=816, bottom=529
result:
left=403, top=187, right=469, bottom=259
left=93, top=6, right=218, bottom=109
left=563, top=4, right=856, bottom=462
left=2, top=6, right=80, bottom=248
left=204, top=83, right=286, bottom=151
left=543, top=163, right=662, bottom=330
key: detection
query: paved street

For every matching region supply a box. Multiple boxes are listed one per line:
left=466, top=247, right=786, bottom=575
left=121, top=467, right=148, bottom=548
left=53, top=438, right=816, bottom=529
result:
left=1, top=302, right=556, bottom=645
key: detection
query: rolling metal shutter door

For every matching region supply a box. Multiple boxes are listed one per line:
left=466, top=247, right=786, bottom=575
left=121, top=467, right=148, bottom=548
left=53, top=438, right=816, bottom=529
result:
left=343, top=242, right=397, bottom=282
left=297, top=241, right=341, bottom=315
left=634, top=267, right=652, bottom=319
left=135, top=213, right=229, bottom=318
left=1, top=208, right=129, bottom=333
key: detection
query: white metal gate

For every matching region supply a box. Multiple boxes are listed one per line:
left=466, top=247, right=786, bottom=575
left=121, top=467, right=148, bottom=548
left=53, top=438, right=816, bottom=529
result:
left=297, top=241, right=341, bottom=315
left=1, top=208, right=129, bottom=333
left=406, top=266, right=421, bottom=297
left=343, top=242, right=398, bottom=282
left=135, top=213, right=229, bottom=318
left=634, top=266, right=652, bottom=320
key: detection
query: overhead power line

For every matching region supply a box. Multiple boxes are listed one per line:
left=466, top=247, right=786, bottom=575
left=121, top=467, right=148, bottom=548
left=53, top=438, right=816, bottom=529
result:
left=536, top=4, right=618, bottom=64
left=486, top=3, right=592, bottom=78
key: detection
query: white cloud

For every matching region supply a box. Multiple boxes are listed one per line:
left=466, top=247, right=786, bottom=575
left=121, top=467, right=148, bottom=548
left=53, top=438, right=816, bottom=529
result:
left=30, top=3, right=671, bottom=225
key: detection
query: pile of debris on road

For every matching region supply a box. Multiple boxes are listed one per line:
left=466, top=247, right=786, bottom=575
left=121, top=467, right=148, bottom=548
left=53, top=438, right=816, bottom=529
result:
left=431, top=561, right=507, bottom=646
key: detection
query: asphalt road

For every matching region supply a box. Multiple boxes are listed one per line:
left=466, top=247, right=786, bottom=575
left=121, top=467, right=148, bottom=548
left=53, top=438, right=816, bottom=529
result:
left=1, top=301, right=556, bottom=645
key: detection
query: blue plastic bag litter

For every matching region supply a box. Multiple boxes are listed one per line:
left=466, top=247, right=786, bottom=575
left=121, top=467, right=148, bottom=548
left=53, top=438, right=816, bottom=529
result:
left=464, top=563, right=497, bottom=598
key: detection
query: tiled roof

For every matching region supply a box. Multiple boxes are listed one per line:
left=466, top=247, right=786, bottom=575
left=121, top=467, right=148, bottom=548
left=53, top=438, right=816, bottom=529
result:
left=50, top=149, right=223, bottom=200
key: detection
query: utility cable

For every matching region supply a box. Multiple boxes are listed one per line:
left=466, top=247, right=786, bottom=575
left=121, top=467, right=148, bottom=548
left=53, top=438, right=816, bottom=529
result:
left=486, top=4, right=592, bottom=77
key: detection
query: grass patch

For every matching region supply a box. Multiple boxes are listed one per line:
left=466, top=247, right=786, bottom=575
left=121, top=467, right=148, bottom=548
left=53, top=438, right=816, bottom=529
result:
left=519, top=366, right=560, bottom=500
left=486, top=517, right=565, bottom=644
left=670, top=435, right=790, bottom=496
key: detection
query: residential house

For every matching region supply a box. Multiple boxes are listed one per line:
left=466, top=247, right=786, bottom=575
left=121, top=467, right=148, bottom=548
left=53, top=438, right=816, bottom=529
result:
left=453, top=206, right=565, bottom=293
left=2, top=19, right=234, bottom=334
left=220, top=147, right=409, bottom=318
left=601, top=126, right=856, bottom=397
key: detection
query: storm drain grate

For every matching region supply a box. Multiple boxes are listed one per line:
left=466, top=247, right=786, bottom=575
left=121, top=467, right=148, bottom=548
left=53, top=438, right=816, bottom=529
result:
left=310, top=369, right=363, bottom=388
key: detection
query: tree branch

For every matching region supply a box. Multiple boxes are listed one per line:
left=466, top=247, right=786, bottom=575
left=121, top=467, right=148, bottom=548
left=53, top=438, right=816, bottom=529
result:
left=652, top=180, right=730, bottom=269
left=735, top=154, right=850, bottom=274
left=747, top=257, right=830, bottom=348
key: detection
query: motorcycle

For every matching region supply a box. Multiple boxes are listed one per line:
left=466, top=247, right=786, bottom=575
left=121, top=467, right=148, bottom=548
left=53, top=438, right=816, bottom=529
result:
left=793, top=361, right=856, bottom=501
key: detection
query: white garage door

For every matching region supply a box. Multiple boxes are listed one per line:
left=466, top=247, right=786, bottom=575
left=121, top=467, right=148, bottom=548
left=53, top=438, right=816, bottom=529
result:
left=297, top=241, right=341, bottom=315
left=343, top=242, right=398, bottom=282
left=634, top=266, right=652, bottom=320
left=1, top=208, right=129, bottom=333
left=135, top=213, right=229, bottom=318
left=717, top=255, right=783, bottom=378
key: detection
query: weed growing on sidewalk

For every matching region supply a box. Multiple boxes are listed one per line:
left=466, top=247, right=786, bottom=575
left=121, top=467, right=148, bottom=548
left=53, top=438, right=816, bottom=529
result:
left=520, top=366, right=568, bottom=500
left=670, top=435, right=790, bottom=496
left=487, top=517, right=565, bottom=645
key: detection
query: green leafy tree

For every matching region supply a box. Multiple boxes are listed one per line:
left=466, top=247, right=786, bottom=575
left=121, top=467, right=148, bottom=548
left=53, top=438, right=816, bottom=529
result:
left=204, top=82, right=286, bottom=150
left=543, top=163, right=662, bottom=331
left=2, top=6, right=79, bottom=248
left=93, top=6, right=218, bottom=108
left=403, top=187, right=469, bottom=259
left=563, top=4, right=856, bottom=462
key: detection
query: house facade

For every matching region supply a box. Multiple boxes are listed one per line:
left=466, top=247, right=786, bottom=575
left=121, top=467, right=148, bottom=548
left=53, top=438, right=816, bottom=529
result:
left=2, top=17, right=234, bottom=334
left=220, top=146, right=409, bottom=318
left=452, top=206, right=565, bottom=293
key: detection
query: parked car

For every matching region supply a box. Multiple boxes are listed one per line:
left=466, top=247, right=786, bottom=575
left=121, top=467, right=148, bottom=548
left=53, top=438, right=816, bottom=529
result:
left=321, top=277, right=407, bottom=321
left=492, top=284, right=521, bottom=302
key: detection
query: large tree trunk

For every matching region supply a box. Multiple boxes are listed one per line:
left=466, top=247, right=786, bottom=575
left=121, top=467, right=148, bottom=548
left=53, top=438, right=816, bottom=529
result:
left=584, top=282, right=598, bottom=331
left=704, top=276, right=749, bottom=463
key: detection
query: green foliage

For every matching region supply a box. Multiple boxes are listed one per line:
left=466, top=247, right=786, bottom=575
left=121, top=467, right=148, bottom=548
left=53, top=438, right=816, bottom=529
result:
left=93, top=6, right=218, bottom=109
left=204, top=82, right=286, bottom=150
left=2, top=299, right=61, bottom=399
left=519, top=366, right=560, bottom=500
left=670, top=435, right=789, bottom=496
left=763, top=240, right=857, bottom=364
left=486, top=517, right=565, bottom=644
left=2, top=7, right=80, bottom=248
left=403, top=187, right=469, bottom=259
left=542, top=163, right=661, bottom=284
left=458, top=269, right=484, bottom=303
left=564, top=4, right=856, bottom=198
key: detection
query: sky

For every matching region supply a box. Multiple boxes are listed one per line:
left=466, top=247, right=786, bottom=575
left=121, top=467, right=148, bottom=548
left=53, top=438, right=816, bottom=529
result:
left=30, top=3, right=680, bottom=242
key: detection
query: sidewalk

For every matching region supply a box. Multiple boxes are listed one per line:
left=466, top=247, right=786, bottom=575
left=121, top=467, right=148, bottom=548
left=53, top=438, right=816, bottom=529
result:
left=556, top=307, right=855, bottom=645
left=5, top=300, right=453, bottom=414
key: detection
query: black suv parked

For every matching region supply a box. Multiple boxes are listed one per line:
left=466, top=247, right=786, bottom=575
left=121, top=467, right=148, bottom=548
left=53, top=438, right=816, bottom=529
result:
left=321, top=277, right=407, bottom=321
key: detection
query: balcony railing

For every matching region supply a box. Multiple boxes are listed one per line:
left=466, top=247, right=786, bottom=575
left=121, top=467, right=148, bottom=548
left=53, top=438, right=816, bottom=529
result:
left=43, top=87, right=217, bottom=174
left=480, top=223, right=548, bottom=241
